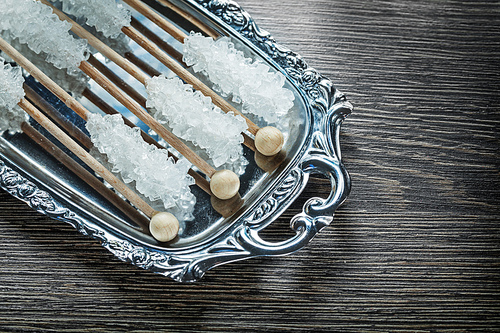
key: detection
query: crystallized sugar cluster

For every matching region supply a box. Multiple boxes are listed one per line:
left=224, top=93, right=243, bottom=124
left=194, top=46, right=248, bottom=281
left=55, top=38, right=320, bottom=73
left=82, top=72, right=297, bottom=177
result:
left=0, top=0, right=88, bottom=74
left=0, top=59, right=29, bottom=134
left=146, top=75, right=248, bottom=168
left=1, top=33, right=89, bottom=98
left=58, top=0, right=131, bottom=38
left=183, top=33, right=295, bottom=124
left=86, top=113, right=196, bottom=217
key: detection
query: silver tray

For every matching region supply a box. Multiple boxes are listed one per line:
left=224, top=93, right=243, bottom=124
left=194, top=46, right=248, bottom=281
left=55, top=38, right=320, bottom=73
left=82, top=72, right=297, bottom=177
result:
left=0, top=0, right=352, bottom=282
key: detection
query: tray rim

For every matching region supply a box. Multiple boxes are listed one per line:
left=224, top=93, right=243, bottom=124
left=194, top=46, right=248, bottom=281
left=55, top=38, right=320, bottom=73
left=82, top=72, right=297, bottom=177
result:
left=0, top=0, right=352, bottom=282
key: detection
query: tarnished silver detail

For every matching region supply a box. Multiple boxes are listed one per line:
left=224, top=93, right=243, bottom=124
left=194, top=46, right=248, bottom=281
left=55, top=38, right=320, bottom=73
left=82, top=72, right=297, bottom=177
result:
left=0, top=159, right=69, bottom=217
left=0, top=0, right=351, bottom=282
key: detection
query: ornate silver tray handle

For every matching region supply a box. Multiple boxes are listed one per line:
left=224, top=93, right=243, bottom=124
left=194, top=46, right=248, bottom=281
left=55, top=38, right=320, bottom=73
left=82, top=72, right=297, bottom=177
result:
left=0, top=0, right=351, bottom=282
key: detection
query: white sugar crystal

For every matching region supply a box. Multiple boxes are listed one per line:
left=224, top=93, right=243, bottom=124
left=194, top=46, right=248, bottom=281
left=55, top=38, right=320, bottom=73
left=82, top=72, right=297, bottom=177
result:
left=57, top=0, right=131, bottom=38
left=0, top=0, right=89, bottom=74
left=86, top=113, right=196, bottom=217
left=0, top=103, right=26, bottom=135
left=183, top=33, right=295, bottom=124
left=0, top=59, right=28, bottom=134
left=1, top=33, right=89, bottom=98
left=146, top=75, right=248, bottom=169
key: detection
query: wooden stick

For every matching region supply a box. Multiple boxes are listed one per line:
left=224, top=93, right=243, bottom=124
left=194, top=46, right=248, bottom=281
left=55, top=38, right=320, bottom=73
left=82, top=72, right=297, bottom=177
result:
left=82, top=88, right=123, bottom=120
left=130, top=16, right=183, bottom=64
left=87, top=54, right=147, bottom=108
left=17, top=98, right=157, bottom=218
left=124, top=51, right=161, bottom=77
left=154, top=0, right=219, bottom=39
left=122, top=0, right=187, bottom=43
left=21, top=122, right=151, bottom=233
left=23, top=84, right=93, bottom=151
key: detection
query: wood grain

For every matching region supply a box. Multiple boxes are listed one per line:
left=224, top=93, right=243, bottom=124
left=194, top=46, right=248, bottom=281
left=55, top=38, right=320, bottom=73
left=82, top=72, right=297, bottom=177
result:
left=1, top=0, right=499, bottom=331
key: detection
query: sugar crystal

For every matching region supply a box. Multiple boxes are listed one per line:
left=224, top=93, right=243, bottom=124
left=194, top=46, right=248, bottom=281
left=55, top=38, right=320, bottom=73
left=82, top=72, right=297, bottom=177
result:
left=57, top=0, right=131, bottom=38
left=0, top=0, right=89, bottom=74
left=86, top=113, right=196, bottom=217
left=0, top=59, right=28, bottom=134
left=146, top=75, right=248, bottom=169
left=183, top=33, right=295, bottom=124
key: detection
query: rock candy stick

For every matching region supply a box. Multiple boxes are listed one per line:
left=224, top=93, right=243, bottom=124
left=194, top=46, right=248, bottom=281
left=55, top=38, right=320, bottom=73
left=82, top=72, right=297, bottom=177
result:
left=86, top=113, right=196, bottom=217
left=183, top=33, right=295, bottom=125
left=146, top=75, right=248, bottom=169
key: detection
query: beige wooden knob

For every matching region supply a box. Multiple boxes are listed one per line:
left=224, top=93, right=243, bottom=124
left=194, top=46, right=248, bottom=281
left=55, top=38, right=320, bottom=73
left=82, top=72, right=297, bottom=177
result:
left=210, top=169, right=240, bottom=200
left=149, top=212, right=179, bottom=242
left=254, top=126, right=284, bottom=156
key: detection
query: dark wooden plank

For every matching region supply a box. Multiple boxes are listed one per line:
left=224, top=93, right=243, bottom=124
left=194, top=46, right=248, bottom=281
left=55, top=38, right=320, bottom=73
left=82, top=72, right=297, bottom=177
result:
left=1, top=0, right=500, bottom=331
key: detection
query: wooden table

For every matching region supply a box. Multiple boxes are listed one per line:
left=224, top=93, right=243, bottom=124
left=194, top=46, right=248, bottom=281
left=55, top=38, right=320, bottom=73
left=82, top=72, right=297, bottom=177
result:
left=1, top=0, right=499, bottom=331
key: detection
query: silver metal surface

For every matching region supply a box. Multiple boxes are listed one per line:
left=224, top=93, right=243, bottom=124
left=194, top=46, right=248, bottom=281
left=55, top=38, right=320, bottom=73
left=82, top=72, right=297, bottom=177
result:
left=0, top=0, right=352, bottom=282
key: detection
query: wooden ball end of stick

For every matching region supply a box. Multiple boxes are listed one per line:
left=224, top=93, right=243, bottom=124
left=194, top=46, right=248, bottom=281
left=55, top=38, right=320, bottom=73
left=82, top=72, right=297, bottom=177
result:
left=255, top=126, right=284, bottom=156
left=210, top=169, right=240, bottom=200
left=150, top=212, right=180, bottom=242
